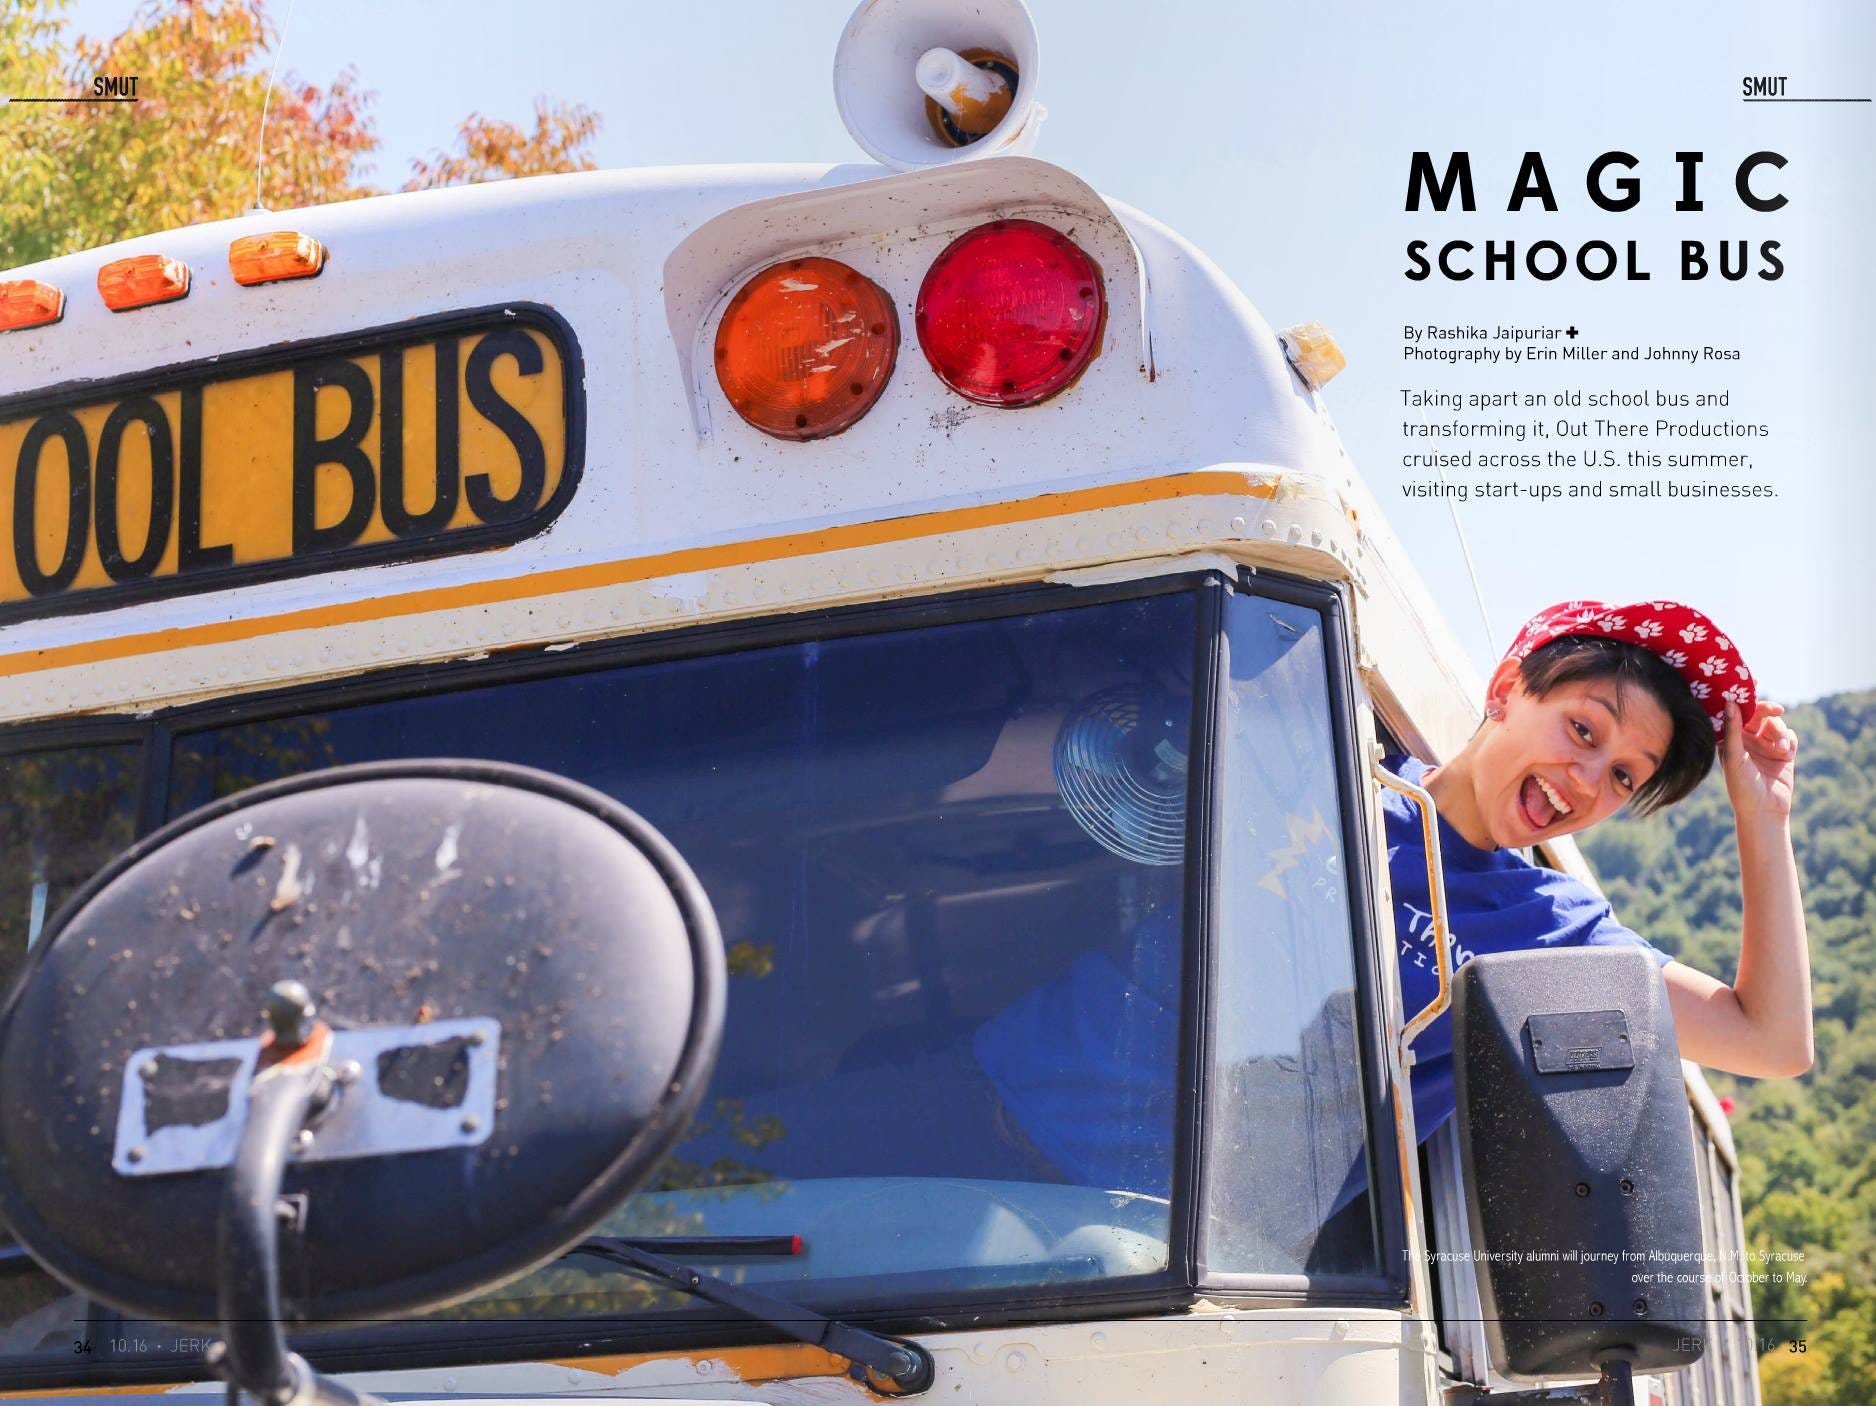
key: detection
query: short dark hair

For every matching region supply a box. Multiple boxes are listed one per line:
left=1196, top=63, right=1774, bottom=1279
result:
left=1517, top=634, right=1716, bottom=814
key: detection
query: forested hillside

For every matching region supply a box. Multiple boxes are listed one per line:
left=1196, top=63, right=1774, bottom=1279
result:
left=1581, top=690, right=1876, bottom=1405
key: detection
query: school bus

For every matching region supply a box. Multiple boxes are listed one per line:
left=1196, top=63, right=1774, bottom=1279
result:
left=0, top=2, right=1763, bottom=1403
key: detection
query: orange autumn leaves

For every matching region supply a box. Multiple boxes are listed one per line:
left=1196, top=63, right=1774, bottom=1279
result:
left=1, top=0, right=601, bottom=269
left=404, top=98, right=601, bottom=191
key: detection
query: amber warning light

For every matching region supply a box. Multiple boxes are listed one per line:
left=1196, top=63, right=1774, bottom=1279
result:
left=715, top=257, right=899, bottom=441
left=0, top=280, right=64, bottom=333
left=97, top=254, right=190, bottom=312
left=230, top=231, right=326, bottom=286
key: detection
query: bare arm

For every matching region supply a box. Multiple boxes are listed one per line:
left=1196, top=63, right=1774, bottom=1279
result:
left=1662, top=700, right=1814, bottom=1078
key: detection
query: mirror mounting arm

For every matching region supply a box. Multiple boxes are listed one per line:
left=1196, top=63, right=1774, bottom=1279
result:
left=1444, top=1357, right=1637, bottom=1406
left=215, top=1018, right=380, bottom=1406
left=1372, top=761, right=1456, bottom=1067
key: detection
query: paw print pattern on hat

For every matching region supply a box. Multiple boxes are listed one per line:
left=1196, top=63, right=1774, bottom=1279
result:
left=1506, top=600, right=1754, bottom=734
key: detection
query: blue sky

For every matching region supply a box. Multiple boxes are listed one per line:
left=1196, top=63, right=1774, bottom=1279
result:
left=63, top=0, right=1876, bottom=700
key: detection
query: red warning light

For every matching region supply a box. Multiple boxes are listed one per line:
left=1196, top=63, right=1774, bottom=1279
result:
left=915, top=219, right=1104, bottom=408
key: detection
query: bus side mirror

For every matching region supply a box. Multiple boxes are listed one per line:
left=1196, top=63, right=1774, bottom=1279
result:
left=1453, top=947, right=1707, bottom=1388
left=0, top=761, right=724, bottom=1406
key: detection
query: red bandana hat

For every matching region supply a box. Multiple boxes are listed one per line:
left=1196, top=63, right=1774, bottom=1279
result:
left=1506, top=600, right=1754, bottom=734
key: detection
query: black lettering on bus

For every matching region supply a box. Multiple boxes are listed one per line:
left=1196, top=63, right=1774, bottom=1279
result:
left=94, top=396, right=175, bottom=582
left=292, top=359, right=377, bottom=554
left=464, top=330, right=546, bottom=525
left=177, top=384, right=233, bottom=573
left=379, top=342, right=460, bottom=537
left=13, top=412, right=90, bottom=596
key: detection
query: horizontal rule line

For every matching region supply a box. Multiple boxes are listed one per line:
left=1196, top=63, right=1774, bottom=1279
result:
left=1742, top=96, right=1870, bottom=102
left=5, top=96, right=142, bottom=103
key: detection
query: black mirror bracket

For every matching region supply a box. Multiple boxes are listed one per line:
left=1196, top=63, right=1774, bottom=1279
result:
left=1443, top=1356, right=1638, bottom=1406
left=210, top=983, right=384, bottom=1406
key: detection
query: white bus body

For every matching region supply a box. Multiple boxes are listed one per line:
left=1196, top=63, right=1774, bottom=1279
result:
left=0, top=15, right=1758, bottom=1406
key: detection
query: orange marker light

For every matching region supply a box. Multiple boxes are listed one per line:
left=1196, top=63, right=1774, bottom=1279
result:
left=0, top=280, right=64, bottom=332
left=229, top=231, right=326, bottom=286
left=1279, top=321, right=1347, bottom=390
left=97, top=254, right=190, bottom=312
left=715, top=257, right=898, bottom=441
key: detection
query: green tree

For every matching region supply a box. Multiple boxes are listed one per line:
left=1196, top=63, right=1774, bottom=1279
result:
left=0, top=1, right=71, bottom=257
left=1582, top=691, right=1876, bottom=1406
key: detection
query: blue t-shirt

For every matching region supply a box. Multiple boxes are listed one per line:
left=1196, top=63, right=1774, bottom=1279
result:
left=1382, top=755, right=1673, bottom=1141
left=972, top=912, right=1181, bottom=1197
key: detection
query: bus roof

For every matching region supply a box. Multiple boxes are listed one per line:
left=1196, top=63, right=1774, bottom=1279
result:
left=0, top=158, right=1487, bottom=769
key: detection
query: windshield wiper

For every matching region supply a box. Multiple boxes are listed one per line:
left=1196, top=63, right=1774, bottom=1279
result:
left=606, top=1233, right=801, bottom=1260
left=4, top=1235, right=934, bottom=1393
left=572, top=1235, right=935, bottom=1396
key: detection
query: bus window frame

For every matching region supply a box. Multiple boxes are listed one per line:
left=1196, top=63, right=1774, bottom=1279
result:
left=0, top=568, right=1408, bottom=1390
left=1192, top=571, right=1410, bottom=1306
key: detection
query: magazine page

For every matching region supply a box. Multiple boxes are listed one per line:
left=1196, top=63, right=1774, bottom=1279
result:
left=0, top=3, right=1867, bottom=1405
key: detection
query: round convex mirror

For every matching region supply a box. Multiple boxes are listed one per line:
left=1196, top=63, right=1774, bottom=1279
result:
left=0, top=760, right=724, bottom=1328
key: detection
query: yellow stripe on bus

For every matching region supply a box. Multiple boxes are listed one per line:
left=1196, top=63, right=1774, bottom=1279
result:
left=0, top=1385, right=172, bottom=1398
left=0, top=1343, right=853, bottom=1398
left=0, top=469, right=1276, bottom=680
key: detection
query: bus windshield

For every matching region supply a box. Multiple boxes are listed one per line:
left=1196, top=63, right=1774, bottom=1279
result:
left=0, top=580, right=1392, bottom=1376
left=166, top=590, right=1199, bottom=1328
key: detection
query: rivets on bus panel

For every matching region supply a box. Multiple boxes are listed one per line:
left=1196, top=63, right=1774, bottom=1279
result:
left=97, top=254, right=190, bottom=311
left=0, top=279, right=64, bottom=332
left=229, top=231, right=326, bottom=286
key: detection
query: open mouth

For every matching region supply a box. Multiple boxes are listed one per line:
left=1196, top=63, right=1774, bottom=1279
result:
left=1519, top=774, right=1574, bottom=832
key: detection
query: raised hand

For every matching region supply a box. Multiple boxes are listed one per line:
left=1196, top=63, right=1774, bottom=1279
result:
left=1723, top=699, right=1796, bottom=824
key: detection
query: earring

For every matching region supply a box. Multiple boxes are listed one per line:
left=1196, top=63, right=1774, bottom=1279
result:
left=1486, top=704, right=1504, bottom=720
